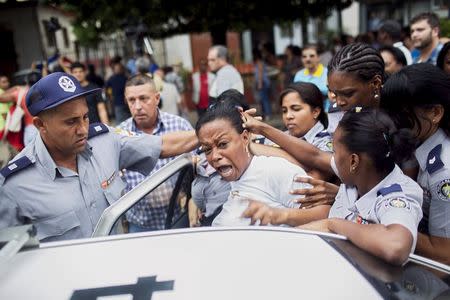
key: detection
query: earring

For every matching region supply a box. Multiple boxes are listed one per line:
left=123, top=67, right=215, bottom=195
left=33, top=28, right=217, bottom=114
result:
left=245, top=145, right=250, bottom=158
left=350, top=166, right=356, bottom=174
left=374, top=93, right=380, bottom=101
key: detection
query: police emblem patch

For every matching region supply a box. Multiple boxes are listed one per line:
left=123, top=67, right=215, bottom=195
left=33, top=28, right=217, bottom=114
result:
left=389, top=198, right=407, bottom=208
left=58, top=76, right=76, bottom=92
left=437, top=179, right=450, bottom=201
left=114, top=128, right=137, bottom=137
left=326, top=141, right=333, bottom=151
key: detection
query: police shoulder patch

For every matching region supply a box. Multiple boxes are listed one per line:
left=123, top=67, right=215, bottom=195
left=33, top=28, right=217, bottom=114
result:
left=377, top=183, right=403, bottom=197
left=0, top=156, right=34, bottom=181
left=437, top=179, right=450, bottom=201
left=426, top=144, right=444, bottom=174
left=88, top=123, right=109, bottom=139
left=113, top=127, right=137, bottom=137
left=315, top=131, right=331, bottom=138
left=388, top=198, right=409, bottom=209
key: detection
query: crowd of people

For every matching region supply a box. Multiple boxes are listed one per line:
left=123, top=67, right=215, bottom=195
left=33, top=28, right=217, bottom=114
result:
left=0, top=12, right=449, bottom=268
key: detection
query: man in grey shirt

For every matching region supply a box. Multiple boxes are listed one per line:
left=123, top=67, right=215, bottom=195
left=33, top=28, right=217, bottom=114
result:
left=207, top=45, right=244, bottom=98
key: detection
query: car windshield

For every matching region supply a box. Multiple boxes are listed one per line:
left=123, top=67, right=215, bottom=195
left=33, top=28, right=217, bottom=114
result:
left=325, top=237, right=450, bottom=299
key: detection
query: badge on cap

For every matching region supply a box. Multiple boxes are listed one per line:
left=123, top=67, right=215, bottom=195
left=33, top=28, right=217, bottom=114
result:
left=58, top=76, right=76, bottom=92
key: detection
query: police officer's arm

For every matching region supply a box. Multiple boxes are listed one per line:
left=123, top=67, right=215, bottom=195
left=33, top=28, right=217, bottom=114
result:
left=160, top=130, right=198, bottom=158
left=416, top=234, right=450, bottom=265
left=0, top=189, right=22, bottom=229
left=242, top=200, right=330, bottom=226
left=313, top=219, right=413, bottom=266
left=241, top=110, right=334, bottom=176
left=291, top=176, right=339, bottom=208
left=249, top=142, right=304, bottom=167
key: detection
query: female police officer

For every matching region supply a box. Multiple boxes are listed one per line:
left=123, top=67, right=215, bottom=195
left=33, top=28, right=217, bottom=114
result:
left=243, top=109, right=423, bottom=266
left=381, top=63, right=450, bottom=265
left=0, top=72, right=198, bottom=242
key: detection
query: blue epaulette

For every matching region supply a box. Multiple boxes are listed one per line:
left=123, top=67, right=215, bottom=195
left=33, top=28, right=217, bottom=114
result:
left=316, top=131, right=331, bottom=138
left=377, top=183, right=403, bottom=197
left=0, top=156, right=34, bottom=181
left=88, top=123, right=109, bottom=139
left=426, top=144, right=444, bottom=174
left=253, top=137, right=266, bottom=144
left=328, top=102, right=341, bottom=113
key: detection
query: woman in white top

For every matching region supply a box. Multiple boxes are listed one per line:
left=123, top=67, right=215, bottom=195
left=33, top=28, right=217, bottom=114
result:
left=195, top=100, right=319, bottom=226
left=244, top=109, right=423, bottom=265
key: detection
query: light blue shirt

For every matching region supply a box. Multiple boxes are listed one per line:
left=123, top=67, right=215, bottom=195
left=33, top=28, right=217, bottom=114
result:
left=0, top=124, right=162, bottom=242
left=329, top=165, right=423, bottom=251
left=415, top=128, right=450, bottom=238
left=293, top=64, right=329, bottom=111
left=293, top=64, right=328, bottom=96
left=411, top=43, right=443, bottom=65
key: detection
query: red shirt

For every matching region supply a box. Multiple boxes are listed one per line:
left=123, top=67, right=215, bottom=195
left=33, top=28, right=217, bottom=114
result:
left=198, top=73, right=209, bottom=109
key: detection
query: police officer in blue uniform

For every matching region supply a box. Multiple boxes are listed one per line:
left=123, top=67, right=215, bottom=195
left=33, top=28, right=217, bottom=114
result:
left=381, top=63, right=450, bottom=264
left=0, top=72, right=198, bottom=242
left=244, top=109, right=422, bottom=265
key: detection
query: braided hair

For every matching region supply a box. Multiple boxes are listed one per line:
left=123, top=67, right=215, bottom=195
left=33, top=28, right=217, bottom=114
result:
left=328, top=43, right=385, bottom=82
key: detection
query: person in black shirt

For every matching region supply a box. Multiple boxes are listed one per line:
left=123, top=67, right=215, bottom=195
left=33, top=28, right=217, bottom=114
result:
left=106, top=62, right=130, bottom=123
left=70, top=62, right=109, bottom=124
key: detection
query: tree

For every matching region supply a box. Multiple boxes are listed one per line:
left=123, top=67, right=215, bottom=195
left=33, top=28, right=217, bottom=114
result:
left=46, top=0, right=353, bottom=46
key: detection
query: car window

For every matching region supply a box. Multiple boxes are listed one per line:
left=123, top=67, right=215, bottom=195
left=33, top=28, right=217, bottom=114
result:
left=324, top=238, right=450, bottom=299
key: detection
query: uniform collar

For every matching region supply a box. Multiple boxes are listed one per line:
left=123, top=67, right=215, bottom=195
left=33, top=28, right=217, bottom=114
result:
left=131, top=109, right=163, bottom=135
left=303, top=64, right=324, bottom=77
left=302, top=122, right=324, bottom=144
left=35, top=133, right=92, bottom=180
left=415, top=128, right=446, bottom=171
left=354, top=165, right=404, bottom=216
left=195, top=154, right=217, bottom=177
left=35, top=133, right=59, bottom=180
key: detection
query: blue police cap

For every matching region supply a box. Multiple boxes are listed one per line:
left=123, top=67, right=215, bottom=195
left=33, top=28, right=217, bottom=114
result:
left=26, top=72, right=101, bottom=116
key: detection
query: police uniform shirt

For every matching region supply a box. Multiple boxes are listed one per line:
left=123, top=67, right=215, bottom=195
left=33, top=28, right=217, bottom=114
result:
left=191, top=154, right=231, bottom=217
left=0, top=124, right=162, bottom=242
left=329, top=165, right=423, bottom=251
left=262, top=122, right=333, bottom=152
left=326, top=102, right=345, bottom=135
left=414, top=128, right=450, bottom=238
left=302, top=121, right=333, bottom=152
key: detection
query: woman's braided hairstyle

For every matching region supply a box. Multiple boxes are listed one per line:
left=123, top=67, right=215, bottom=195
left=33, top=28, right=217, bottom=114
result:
left=328, top=43, right=385, bottom=82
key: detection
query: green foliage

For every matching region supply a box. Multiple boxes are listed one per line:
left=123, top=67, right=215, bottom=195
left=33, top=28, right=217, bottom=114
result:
left=45, top=0, right=353, bottom=44
left=440, top=18, right=450, bottom=38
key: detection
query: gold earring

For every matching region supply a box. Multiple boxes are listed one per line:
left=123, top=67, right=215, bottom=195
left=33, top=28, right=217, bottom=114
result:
left=245, top=145, right=250, bottom=158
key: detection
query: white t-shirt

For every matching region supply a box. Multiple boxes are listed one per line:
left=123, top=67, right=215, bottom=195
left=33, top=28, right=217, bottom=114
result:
left=160, top=81, right=181, bottom=116
left=212, top=155, right=310, bottom=226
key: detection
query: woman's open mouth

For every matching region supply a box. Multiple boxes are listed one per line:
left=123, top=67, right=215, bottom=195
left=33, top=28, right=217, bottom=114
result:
left=217, top=165, right=233, bottom=178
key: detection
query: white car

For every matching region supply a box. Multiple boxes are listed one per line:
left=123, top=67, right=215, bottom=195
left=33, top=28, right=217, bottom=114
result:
left=1, top=155, right=449, bottom=299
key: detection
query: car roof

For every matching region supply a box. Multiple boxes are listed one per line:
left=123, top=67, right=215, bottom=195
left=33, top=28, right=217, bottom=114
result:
left=1, top=227, right=449, bottom=299
left=1, top=227, right=383, bottom=300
